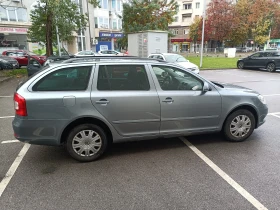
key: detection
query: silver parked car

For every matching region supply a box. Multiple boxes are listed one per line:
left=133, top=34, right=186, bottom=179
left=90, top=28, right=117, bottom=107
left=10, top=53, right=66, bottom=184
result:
left=13, top=58, right=268, bottom=162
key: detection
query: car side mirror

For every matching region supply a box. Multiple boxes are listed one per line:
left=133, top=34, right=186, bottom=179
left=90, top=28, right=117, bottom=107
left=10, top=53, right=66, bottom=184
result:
left=203, top=82, right=211, bottom=92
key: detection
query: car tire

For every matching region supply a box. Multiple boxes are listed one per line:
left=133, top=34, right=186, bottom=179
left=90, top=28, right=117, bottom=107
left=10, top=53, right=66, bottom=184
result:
left=223, top=109, right=255, bottom=142
left=266, top=63, right=276, bottom=72
left=66, top=124, right=108, bottom=162
left=237, top=61, right=244, bottom=69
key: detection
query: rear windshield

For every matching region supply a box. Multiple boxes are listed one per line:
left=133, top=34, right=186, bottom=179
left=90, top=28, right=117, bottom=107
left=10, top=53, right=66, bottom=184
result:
left=16, top=66, right=51, bottom=90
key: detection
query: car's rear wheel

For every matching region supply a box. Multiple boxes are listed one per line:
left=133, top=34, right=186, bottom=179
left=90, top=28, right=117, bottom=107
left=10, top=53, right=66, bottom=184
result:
left=224, top=109, right=255, bottom=142
left=237, top=61, right=244, bottom=69
left=66, top=124, right=108, bottom=162
left=266, top=62, right=276, bottom=72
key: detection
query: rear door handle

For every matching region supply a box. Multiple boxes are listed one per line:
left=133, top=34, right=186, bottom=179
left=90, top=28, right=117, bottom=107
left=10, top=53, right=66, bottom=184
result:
left=96, top=99, right=110, bottom=105
left=162, top=97, right=174, bottom=103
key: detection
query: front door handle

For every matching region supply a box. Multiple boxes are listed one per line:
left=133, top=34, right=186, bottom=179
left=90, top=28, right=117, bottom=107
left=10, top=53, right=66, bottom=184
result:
left=162, top=97, right=174, bottom=103
left=96, top=99, right=110, bottom=105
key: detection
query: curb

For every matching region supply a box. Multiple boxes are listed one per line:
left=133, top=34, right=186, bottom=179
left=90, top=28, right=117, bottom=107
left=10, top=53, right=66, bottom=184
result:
left=0, top=76, right=13, bottom=84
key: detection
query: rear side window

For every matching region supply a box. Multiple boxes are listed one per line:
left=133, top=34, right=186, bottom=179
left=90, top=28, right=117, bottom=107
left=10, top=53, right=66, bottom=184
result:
left=97, top=65, right=150, bottom=91
left=33, top=66, right=92, bottom=91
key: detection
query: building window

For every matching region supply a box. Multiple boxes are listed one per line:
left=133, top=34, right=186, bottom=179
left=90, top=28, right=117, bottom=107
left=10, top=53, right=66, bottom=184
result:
left=0, top=7, right=27, bottom=22
left=183, top=4, right=192, bottom=10
left=112, top=19, right=117, bottom=30
left=117, top=0, right=121, bottom=11
left=174, top=16, right=178, bottom=22
left=112, top=0, right=116, bottom=9
left=118, top=19, right=122, bottom=29
left=94, top=17, right=98, bottom=28
left=183, top=29, right=189, bottom=35
left=17, top=8, right=27, bottom=22
left=196, top=2, right=200, bottom=9
left=182, top=13, right=192, bottom=22
left=98, top=17, right=109, bottom=28
left=0, top=7, right=8, bottom=21
left=77, top=30, right=86, bottom=51
left=101, top=0, right=108, bottom=9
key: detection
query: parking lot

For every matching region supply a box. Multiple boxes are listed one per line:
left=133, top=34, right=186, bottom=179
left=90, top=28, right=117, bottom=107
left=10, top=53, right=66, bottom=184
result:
left=1, top=69, right=280, bottom=210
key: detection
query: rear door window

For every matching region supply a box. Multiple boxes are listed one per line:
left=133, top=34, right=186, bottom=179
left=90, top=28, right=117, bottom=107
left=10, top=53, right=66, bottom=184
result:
left=97, top=65, right=150, bottom=91
left=33, top=66, right=92, bottom=91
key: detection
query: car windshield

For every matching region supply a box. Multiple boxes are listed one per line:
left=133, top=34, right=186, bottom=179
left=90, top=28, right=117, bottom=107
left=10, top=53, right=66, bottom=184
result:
left=164, top=54, right=188, bottom=62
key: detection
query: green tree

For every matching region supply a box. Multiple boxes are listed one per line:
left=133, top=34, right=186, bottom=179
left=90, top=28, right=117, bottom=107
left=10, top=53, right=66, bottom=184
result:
left=189, top=17, right=201, bottom=52
left=28, top=0, right=99, bottom=56
left=119, top=0, right=178, bottom=47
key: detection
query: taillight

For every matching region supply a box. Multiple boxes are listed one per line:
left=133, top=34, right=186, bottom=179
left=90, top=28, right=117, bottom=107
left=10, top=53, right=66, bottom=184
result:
left=14, top=93, right=27, bottom=116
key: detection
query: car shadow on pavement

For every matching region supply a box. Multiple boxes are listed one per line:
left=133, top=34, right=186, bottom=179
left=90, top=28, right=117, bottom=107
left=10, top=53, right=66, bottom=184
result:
left=26, top=138, right=186, bottom=163
left=104, top=138, right=185, bottom=159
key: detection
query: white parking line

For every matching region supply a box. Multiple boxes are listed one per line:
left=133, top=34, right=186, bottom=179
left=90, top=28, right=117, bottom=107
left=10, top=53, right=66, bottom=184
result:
left=180, top=137, right=268, bottom=210
left=1, top=140, right=20, bottom=144
left=268, top=112, right=280, bottom=115
left=0, top=96, right=13, bottom=98
left=263, top=94, right=280, bottom=97
left=0, top=143, right=30, bottom=197
left=0, top=116, right=14, bottom=119
left=269, top=114, right=280, bottom=119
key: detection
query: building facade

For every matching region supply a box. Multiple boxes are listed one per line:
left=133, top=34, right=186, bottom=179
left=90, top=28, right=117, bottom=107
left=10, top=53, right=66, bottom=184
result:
left=169, top=0, right=211, bottom=53
left=0, top=0, right=33, bottom=53
left=0, top=0, right=124, bottom=54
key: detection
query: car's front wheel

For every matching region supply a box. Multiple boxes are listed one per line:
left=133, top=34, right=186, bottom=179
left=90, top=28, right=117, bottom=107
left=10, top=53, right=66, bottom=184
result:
left=66, top=124, right=108, bottom=162
left=266, top=62, right=276, bottom=72
left=237, top=61, right=244, bottom=69
left=224, top=109, right=255, bottom=142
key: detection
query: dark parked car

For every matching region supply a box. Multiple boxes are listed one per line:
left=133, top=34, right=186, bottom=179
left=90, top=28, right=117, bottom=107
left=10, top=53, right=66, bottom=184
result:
left=237, top=51, right=280, bottom=72
left=0, top=56, right=19, bottom=70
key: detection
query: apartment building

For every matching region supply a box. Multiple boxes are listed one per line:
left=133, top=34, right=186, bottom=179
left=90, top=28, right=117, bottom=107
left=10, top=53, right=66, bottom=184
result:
left=0, top=0, right=32, bottom=53
left=169, top=0, right=211, bottom=53
left=87, top=0, right=123, bottom=52
left=0, top=0, right=123, bottom=54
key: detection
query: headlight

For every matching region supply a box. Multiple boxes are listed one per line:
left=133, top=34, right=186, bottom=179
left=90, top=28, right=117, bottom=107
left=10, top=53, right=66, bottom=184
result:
left=258, top=95, right=266, bottom=104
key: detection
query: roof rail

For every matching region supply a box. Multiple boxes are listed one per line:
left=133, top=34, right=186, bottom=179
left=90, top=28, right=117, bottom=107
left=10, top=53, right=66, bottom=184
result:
left=59, top=56, right=167, bottom=63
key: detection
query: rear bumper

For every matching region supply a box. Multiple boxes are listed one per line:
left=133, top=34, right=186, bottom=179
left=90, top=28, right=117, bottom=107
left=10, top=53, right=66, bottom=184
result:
left=12, top=117, right=67, bottom=146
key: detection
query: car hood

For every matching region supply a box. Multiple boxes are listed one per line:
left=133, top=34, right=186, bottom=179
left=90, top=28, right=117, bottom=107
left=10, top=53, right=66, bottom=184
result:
left=212, top=81, right=259, bottom=94
left=176, top=61, right=198, bottom=69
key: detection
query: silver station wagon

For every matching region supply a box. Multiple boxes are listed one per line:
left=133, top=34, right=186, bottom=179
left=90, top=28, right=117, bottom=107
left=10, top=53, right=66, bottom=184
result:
left=13, top=58, right=268, bottom=162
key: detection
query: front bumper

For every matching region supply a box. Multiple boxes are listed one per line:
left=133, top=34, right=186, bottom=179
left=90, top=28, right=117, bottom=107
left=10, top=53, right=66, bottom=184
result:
left=256, top=105, right=268, bottom=128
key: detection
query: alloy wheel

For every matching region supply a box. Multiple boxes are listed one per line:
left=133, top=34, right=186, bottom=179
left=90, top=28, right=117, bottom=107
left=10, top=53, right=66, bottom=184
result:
left=230, top=115, right=251, bottom=138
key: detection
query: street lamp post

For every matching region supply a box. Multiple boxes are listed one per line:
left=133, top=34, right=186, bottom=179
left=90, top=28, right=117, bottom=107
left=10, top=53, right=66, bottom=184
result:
left=200, top=0, right=206, bottom=68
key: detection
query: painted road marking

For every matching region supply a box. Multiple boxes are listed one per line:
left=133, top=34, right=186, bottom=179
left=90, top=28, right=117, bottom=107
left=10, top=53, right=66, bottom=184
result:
left=180, top=137, right=268, bottom=210
left=268, top=112, right=280, bottom=115
left=264, top=94, right=280, bottom=97
left=1, top=140, right=20, bottom=144
left=269, top=114, right=280, bottom=119
left=0, top=116, right=14, bottom=119
left=0, top=143, right=30, bottom=197
left=0, top=96, right=13, bottom=98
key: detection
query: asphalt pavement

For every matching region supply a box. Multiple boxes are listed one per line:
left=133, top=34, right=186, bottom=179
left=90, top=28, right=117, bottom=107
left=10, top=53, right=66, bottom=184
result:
left=0, top=69, right=280, bottom=210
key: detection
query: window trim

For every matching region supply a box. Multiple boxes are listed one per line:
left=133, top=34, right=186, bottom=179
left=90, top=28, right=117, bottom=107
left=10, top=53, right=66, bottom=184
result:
left=32, top=65, right=93, bottom=92
left=96, top=64, right=151, bottom=91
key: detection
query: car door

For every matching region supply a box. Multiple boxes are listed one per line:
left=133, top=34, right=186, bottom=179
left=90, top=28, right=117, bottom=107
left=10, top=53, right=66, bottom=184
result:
left=90, top=63, right=161, bottom=137
left=149, top=64, right=222, bottom=135
left=246, top=52, right=264, bottom=68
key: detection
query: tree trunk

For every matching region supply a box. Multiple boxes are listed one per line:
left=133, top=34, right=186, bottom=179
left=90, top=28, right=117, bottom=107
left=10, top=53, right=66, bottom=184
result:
left=46, top=14, right=53, bottom=56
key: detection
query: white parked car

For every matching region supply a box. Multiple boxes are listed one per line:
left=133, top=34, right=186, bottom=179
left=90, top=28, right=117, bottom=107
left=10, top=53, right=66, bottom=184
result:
left=148, top=53, right=200, bottom=74
left=75, top=51, right=97, bottom=57
left=98, top=50, right=128, bottom=56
